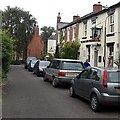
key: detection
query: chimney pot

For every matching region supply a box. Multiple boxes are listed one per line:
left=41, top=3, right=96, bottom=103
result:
left=73, top=15, right=80, bottom=21
left=93, top=2, right=102, bottom=12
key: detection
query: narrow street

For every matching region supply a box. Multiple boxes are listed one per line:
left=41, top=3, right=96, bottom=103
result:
left=2, top=65, right=120, bottom=119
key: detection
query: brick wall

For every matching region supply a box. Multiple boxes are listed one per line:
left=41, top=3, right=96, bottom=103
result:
left=27, top=26, right=44, bottom=59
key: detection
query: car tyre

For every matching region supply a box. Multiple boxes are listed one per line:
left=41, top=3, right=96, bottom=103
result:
left=91, top=94, right=101, bottom=112
left=52, top=78, right=57, bottom=87
left=69, top=86, right=76, bottom=97
left=43, top=74, right=48, bottom=82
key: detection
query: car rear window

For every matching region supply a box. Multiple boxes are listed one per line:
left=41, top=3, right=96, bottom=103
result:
left=40, top=61, right=50, bottom=67
left=62, top=61, right=84, bottom=70
left=107, top=71, right=120, bottom=83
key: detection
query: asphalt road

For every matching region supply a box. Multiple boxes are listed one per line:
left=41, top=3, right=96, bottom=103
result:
left=2, top=65, right=120, bottom=119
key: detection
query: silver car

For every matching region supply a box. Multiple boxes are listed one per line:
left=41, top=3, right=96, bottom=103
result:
left=69, top=67, right=120, bottom=112
left=43, top=58, right=84, bottom=87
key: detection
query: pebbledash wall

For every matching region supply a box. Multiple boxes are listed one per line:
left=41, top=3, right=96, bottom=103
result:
left=27, top=25, right=44, bottom=59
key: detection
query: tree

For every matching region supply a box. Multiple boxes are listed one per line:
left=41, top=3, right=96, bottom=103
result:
left=2, top=30, right=13, bottom=82
left=2, top=6, right=37, bottom=61
left=40, top=26, right=55, bottom=55
left=60, top=41, right=80, bottom=59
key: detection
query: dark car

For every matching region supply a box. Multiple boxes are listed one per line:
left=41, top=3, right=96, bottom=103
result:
left=33, top=60, right=50, bottom=77
left=24, top=57, right=36, bottom=69
left=69, top=67, right=120, bottom=112
left=43, top=58, right=84, bottom=87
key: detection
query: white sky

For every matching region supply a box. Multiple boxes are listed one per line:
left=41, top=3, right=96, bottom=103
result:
left=1, top=0, right=120, bottom=30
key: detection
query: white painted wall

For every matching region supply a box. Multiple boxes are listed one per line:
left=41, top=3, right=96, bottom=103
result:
left=78, top=6, right=120, bottom=67
left=47, top=39, right=56, bottom=55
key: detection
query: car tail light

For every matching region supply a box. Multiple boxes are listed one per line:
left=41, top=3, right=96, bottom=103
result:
left=102, top=70, right=108, bottom=87
left=58, top=72, right=65, bottom=76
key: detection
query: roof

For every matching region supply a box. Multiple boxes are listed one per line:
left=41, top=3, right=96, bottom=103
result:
left=87, top=66, right=119, bottom=70
left=49, top=34, right=56, bottom=40
left=58, top=22, right=69, bottom=29
left=53, top=58, right=82, bottom=62
left=59, top=2, right=120, bottom=30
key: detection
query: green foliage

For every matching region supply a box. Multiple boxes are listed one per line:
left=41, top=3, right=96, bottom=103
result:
left=46, top=53, right=54, bottom=61
left=2, top=31, right=13, bottom=82
left=40, top=26, right=55, bottom=55
left=2, top=6, right=37, bottom=60
left=11, top=60, right=21, bottom=65
left=60, top=41, right=80, bottom=59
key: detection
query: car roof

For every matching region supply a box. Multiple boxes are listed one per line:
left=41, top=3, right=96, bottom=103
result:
left=53, top=58, right=82, bottom=62
left=40, top=60, right=50, bottom=63
left=86, top=66, right=119, bottom=71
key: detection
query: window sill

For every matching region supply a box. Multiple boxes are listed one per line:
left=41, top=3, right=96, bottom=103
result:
left=82, top=36, right=87, bottom=39
left=106, top=32, right=115, bottom=37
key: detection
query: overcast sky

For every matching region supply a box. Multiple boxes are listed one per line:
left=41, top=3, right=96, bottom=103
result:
left=1, top=0, right=120, bottom=30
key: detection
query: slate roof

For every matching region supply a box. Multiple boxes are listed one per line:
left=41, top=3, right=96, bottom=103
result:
left=49, top=34, right=56, bottom=40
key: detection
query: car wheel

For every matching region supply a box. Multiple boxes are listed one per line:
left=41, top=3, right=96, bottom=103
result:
left=43, top=74, right=48, bottom=82
left=69, top=86, right=76, bottom=97
left=52, top=78, right=57, bottom=87
left=91, top=94, right=101, bottom=112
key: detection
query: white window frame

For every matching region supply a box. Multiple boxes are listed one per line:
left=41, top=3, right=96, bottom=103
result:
left=67, top=28, right=70, bottom=42
left=109, top=14, right=114, bottom=33
left=84, top=23, right=87, bottom=36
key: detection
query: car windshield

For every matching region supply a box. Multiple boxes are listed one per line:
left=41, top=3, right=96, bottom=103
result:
left=27, top=57, right=36, bottom=61
left=31, top=60, right=38, bottom=64
left=62, top=61, right=83, bottom=70
left=107, top=71, right=120, bottom=83
left=40, top=61, right=50, bottom=67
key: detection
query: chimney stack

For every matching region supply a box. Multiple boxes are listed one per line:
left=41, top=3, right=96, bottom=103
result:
left=73, top=15, right=80, bottom=21
left=93, top=2, right=102, bottom=13
left=34, top=25, right=39, bottom=36
left=57, top=12, right=61, bottom=23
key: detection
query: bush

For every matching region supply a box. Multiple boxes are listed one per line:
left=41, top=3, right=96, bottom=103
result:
left=2, top=31, right=13, bottom=83
left=11, top=60, right=21, bottom=65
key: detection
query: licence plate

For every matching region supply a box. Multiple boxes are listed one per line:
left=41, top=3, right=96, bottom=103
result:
left=116, top=89, right=120, bottom=94
left=66, top=73, right=78, bottom=77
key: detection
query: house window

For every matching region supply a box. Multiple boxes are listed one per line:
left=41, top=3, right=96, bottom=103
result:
left=109, top=14, right=114, bottom=33
left=109, top=46, right=114, bottom=56
left=84, top=23, right=87, bottom=36
left=67, top=28, right=70, bottom=42
left=73, top=26, right=76, bottom=40
left=98, top=56, right=101, bottom=63
left=63, top=30, right=65, bottom=40
left=92, top=27, right=101, bottom=41
left=91, top=19, right=96, bottom=25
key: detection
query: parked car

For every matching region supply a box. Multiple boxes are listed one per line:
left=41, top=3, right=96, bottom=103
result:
left=69, top=67, right=120, bottom=112
left=33, top=60, right=50, bottom=77
left=28, top=59, right=38, bottom=72
left=43, top=58, right=84, bottom=87
left=24, top=57, right=36, bottom=69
